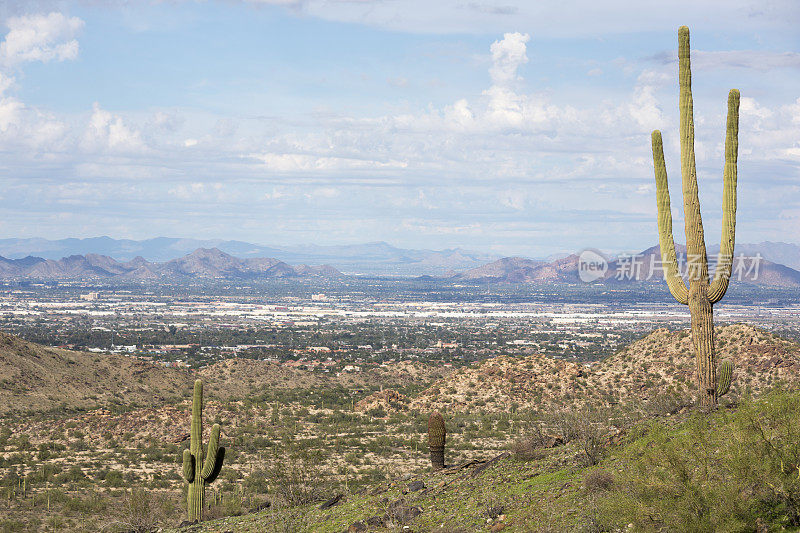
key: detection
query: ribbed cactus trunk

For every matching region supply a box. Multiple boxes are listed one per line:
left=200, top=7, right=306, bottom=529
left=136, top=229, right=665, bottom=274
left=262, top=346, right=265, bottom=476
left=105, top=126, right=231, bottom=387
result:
left=183, top=380, right=225, bottom=522
left=188, top=381, right=205, bottom=520
left=428, top=412, right=446, bottom=471
left=651, top=26, right=740, bottom=411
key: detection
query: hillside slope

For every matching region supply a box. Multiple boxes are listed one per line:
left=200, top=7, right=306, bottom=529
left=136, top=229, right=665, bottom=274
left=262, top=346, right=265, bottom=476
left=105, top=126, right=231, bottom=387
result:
left=408, top=324, right=800, bottom=413
left=0, top=332, right=451, bottom=416
left=166, top=388, right=800, bottom=533
left=0, top=333, right=193, bottom=415
left=198, top=358, right=451, bottom=399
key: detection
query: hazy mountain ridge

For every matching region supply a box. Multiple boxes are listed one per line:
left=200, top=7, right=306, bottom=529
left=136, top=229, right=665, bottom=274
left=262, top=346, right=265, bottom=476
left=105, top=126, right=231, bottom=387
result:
left=0, top=247, right=342, bottom=281
left=0, top=237, right=501, bottom=275
left=0, top=237, right=797, bottom=277
left=455, top=244, right=800, bottom=287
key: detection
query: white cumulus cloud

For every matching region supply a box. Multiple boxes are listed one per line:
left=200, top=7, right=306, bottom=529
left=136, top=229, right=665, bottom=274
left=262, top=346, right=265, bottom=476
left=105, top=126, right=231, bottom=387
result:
left=82, top=103, right=143, bottom=152
left=488, top=32, right=529, bottom=87
left=0, top=12, right=84, bottom=66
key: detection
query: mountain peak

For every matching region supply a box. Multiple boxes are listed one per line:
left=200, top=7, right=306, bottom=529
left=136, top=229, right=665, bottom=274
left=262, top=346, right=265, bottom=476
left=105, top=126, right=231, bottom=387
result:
left=186, top=247, right=230, bottom=257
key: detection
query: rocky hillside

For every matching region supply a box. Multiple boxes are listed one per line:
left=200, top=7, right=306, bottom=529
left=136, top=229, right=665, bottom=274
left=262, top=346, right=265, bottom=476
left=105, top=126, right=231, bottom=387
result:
left=198, top=358, right=451, bottom=399
left=0, top=333, right=193, bottom=415
left=164, top=387, right=800, bottom=533
left=0, top=332, right=450, bottom=416
left=409, top=324, right=800, bottom=413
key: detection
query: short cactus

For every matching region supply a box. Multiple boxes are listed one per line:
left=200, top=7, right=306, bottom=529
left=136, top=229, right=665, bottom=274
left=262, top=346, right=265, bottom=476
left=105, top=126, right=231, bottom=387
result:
left=428, top=412, right=446, bottom=471
left=182, top=379, right=225, bottom=522
left=716, top=360, right=734, bottom=398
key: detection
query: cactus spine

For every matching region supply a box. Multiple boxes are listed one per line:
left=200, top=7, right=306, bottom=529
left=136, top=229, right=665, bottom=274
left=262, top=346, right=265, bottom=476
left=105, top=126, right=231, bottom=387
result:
left=428, top=412, right=446, bottom=471
left=182, top=379, right=225, bottom=521
left=652, top=26, right=740, bottom=410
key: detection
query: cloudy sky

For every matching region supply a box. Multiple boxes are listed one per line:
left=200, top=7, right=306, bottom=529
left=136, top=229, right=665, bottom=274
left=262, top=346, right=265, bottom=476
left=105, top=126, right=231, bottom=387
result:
left=0, top=1, right=798, bottom=257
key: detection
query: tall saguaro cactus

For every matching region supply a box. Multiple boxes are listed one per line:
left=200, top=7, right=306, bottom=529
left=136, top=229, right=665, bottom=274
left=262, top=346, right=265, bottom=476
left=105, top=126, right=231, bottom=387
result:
left=428, top=412, right=446, bottom=471
left=182, top=380, right=225, bottom=521
left=652, top=26, right=740, bottom=411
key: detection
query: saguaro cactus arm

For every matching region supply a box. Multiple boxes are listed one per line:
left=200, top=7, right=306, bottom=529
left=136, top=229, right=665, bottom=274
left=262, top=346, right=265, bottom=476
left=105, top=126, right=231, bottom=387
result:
left=200, top=424, right=224, bottom=481
left=652, top=130, right=689, bottom=305
left=716, top=359, right=734, bottom=398
left=204, top=447, right=225, bottom=484
left=182, top=449, right=194, bottom=482
left=708, top=89, right=740, bottom=304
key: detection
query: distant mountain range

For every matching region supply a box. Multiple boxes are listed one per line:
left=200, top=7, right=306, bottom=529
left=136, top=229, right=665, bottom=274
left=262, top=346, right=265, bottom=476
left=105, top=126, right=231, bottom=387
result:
left=0, top=237, right=798, bottom=280
left=0, top=237, right=500, bottom=276
left=0, top=248, right=341, bottom=281
left=1, top=244, right=798, bottom=287
left=454, top=244, right=800, bottom=288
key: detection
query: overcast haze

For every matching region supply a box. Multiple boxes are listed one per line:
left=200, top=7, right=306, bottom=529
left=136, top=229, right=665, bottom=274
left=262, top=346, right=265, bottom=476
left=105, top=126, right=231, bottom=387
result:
left=0, top=1, right=798, bottom=257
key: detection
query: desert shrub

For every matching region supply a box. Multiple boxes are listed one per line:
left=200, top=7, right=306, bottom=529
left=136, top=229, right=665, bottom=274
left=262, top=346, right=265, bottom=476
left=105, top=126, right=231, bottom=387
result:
left=574, top=408, right=606, bottom=466
left=644, top=391, right=691, bottom=417
left=547, top=408, right=580, bottom=443
left=0, top=519, right=27, bottom=532
left=584, top=469, right=614, bottom=493
left=64, top=491, right=107, bottom=514
left=266, top=450, right=332, bottom=506
left=243, top=468, right=270, bottom=494
left=104, top=488, right=165, bottom=533
left=55, top=465, right=85, bottom=484
left=511, top=436, right=546, bottom=461
left=103, top=470, right=125, bottom=487
left=46, top=516, right=66, bottom=531
left=12, top=435, right=32, bottom=450
left=204, top=494, right=245, bottom=520
left=69, top=439, right=89, bottom=451
left=546, top=406, right=607, bottom=465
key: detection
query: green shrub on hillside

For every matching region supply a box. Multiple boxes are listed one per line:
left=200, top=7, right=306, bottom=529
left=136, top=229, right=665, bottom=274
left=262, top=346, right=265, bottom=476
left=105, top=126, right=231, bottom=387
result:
left=596, top=389, right=800, bottom=531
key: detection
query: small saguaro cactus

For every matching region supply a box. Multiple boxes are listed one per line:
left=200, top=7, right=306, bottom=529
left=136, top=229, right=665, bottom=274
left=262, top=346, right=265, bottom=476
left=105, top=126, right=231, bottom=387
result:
left=428, top=411, right=446, bottom=471
left=651, top=26, right=740, bottom=411
left=182, top=379, right=225, bottom=522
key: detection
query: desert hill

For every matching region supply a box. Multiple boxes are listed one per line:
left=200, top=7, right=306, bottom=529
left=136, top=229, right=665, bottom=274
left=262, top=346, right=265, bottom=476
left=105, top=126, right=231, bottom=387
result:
left=3, top=324, right=796, bottom=418
left=0, top=332, right=193, bottom=416
left=407, top=324, right=800, bottom=413
left=165, top=387, right=800, bottom=533
left=198, top=357, right=450, bottom=400
left=0, top=332, right=450, bottom=416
